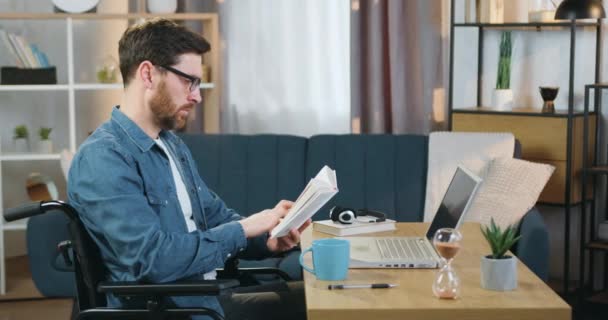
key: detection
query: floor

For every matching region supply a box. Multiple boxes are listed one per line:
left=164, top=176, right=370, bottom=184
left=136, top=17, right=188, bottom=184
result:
left=0, top=256, right=607, bottom=320
left=0, top=256, right=72, bottom=320
left=0, top=299, right=73, bottom=320
left=0, top=256, right=43, bottom=301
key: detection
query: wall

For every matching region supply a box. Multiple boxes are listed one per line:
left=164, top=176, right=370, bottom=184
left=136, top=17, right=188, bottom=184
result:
left=453, top=0, right=608, bottom=286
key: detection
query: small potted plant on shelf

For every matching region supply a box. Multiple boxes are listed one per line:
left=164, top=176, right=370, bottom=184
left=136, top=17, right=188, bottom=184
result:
left=480, top=218, right=521, bottom=291
left=493, top=31, right=513, bottom=111
left=38, top=127, right=53, bottom=154
left=13, top=124, right=29, bottom=153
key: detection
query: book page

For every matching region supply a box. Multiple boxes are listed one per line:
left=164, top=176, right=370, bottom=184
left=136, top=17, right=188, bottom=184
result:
left=270, top=165, right=338, bottom=238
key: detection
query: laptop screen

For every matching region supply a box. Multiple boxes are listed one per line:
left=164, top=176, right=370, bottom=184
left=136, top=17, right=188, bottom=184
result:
left=426, top=167, right=481, bottom=239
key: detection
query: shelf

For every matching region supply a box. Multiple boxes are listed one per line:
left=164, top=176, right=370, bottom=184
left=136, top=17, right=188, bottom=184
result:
left=1, top=218, right=27, bottom=231
left=0, top=153, right=61, bottom=161
left=452, top=106, right=594, bottom=117
left=586, top=83, right=608, bottom=90
left=0, top=84, right=69, bottom=91
left=0, top=13, right=217, bottom=21
left=74, top=83, right=214, bottom=90
left=586, top=241, right=608, bottom=251
left=583, top=165, right=608, bottom=175
left=73, top=83, right=123, bottom=90
left=587, top=291, right=608, bottom=304
left=0, top=83, right=215, bottom=92
left=453, top=21, right=601, bottom=28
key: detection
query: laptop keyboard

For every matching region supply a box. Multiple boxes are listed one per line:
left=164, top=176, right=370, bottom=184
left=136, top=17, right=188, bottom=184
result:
left=376, top=238, right=435, bottom=260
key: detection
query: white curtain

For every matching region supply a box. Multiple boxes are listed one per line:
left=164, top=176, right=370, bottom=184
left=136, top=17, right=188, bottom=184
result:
left=219, top=0, right=350, bottom=136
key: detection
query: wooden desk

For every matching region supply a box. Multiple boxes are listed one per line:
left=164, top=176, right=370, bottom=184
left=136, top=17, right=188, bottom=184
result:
left=301, top=223, right=570, bottom=320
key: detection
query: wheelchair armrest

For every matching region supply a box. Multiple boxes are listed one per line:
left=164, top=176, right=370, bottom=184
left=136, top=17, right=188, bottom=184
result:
left=97, top=279, right=239, bottom=297
left=217, top=256, right=293, bottom=281
left=217, top=267, right=292, bottom=281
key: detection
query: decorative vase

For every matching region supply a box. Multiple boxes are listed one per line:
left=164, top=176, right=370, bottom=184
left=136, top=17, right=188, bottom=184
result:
left=14, top=138, right=29, bottom=153
left=147, top=0, right=177, bottom=13
left=38, top=140, right=53, bottom=154
left=528, top=0, right=558, bottom=22
left=480, top=255, right=517, bottom=291
left=96, top=55, right=119, bottom=83
left=539, top=86, right=559, bottom=113
left=492, top=89, right=513, bottom=111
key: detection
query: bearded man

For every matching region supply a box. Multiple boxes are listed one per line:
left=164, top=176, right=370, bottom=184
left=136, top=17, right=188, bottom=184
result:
left=67, top=18, right=308, bottom=320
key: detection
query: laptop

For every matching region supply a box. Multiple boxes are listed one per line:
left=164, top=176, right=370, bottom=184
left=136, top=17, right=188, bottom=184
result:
left=343, top=165, right=482, bottom=269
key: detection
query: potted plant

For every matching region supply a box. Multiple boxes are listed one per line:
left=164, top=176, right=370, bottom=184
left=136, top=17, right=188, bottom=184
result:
left=13, top=124, right=29, bottom=153
left=493, top=31, right=513, bottom=110
left=38, top=127, right=53, bottom=153
left=480, top=218, right=521, bottom=291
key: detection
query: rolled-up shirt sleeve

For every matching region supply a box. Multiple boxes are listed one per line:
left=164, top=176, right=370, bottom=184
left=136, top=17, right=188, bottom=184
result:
left=68, top=141, right=248, bottom=283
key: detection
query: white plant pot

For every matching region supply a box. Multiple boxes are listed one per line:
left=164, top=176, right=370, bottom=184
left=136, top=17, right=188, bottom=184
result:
left=492, top=89, right=513, bottom=111
left=14, top=138, right=29, bottom=153
left=38, top=140, right=53, bottom=154
left=147, top=0, right=177, bottom=13
left=480, top=255, right=517, bottom=291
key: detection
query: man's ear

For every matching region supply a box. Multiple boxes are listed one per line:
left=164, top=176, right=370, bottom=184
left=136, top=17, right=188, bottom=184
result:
left=138, top=61, right=155, bottom=89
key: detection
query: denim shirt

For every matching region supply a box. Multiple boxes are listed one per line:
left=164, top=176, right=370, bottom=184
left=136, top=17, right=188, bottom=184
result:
left=68, top=107, right=271, bottom=317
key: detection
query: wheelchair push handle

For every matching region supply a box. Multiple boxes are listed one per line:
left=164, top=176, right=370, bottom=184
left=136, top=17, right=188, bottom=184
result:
left=4, top=202, right=42, bottom=222
left=4, top=200, right=77, bottom=222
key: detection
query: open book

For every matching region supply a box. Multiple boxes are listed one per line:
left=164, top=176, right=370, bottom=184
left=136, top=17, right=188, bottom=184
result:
left=270, top=165, right=338, bottom=238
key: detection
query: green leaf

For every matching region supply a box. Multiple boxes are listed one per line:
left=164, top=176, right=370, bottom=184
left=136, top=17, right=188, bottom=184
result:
left=496, top=31, right=512, bottom=89
left=481, top=218, right=521, bottom=259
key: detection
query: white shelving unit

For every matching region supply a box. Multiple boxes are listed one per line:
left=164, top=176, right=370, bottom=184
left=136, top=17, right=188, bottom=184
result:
left=0, top=12, right=220, bottom=295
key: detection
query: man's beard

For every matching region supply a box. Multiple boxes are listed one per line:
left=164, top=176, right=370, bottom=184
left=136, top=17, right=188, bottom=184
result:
left=149, top=81, right=194, bottom=131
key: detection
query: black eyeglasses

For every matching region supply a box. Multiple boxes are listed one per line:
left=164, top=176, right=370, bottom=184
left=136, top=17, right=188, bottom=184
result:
left=159, top=65, right=201, bottom=92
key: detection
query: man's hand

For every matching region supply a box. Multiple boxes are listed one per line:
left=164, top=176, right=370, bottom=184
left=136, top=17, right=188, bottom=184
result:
left=239, top=200, right=293, bottom=238
left=266, top=219, right=312, bottom=253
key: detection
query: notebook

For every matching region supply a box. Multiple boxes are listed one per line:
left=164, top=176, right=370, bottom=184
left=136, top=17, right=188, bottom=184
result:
left=343, top=165, right=482, bottom=269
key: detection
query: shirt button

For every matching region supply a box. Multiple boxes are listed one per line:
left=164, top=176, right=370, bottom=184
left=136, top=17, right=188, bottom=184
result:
left=197, top=186, right=202, bottom=191
left=227, top=253, right=232, bottom=258
left=164, top=200, right=168, bottom=205
left=239, top=248, right=245, bottom=252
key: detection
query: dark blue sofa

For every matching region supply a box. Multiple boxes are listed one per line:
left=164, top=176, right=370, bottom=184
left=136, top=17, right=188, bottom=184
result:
left=26, top=133, right=549, bottom=297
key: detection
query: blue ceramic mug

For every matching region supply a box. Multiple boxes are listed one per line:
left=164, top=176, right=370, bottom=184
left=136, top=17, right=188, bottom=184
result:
left=299, top=238, right=350, bottom=281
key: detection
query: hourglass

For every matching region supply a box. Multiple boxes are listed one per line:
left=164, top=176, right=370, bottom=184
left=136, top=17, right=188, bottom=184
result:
left=432, top=228, right=463, bottom=299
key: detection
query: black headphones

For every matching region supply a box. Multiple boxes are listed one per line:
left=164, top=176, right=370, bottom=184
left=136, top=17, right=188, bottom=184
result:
left=329, top=206, right=387, bottom=224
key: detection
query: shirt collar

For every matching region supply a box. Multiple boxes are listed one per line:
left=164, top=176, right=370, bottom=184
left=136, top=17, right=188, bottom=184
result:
left=111, top=106, right=156, bottom=152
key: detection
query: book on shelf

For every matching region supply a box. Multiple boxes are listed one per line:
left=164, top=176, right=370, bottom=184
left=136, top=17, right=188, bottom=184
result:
left=313, top=219, right=396, bottom=236
left=270, top=165, right=338, bottom=238
left=0, top=29, right=51, bottom=69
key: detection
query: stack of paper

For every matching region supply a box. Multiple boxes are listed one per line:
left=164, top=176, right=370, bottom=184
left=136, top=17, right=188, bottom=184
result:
left=270, top=165, right=338, bottom=238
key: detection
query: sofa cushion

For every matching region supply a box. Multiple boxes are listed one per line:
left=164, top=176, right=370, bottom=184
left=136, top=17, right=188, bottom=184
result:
left=306, top=134, right=428, bottom=222
left=180, top=134, right=308, bottom=216
left=465, top=157, right=555, bottom=229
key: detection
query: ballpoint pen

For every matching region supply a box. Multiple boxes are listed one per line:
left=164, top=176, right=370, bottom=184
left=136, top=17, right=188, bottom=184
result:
left=328, top=283, right=398, bottom=290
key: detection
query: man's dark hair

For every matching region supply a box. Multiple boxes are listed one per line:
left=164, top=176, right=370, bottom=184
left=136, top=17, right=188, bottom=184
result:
left=118, top=18, right=210, bottom=86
